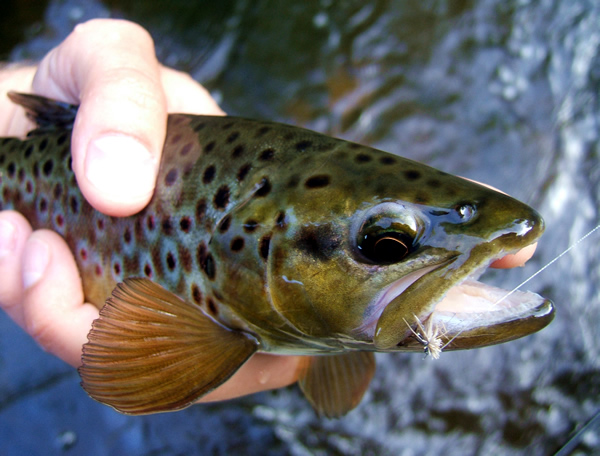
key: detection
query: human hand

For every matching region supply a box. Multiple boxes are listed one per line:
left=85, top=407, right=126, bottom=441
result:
left=0, top=18, right=300, bottom=403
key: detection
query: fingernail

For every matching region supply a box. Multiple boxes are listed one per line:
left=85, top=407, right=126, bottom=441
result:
left=23, top=238, right=50, bottom=289
left=0, top=219, right=17, bottom=259
left=85, top=135, right=157, bottom=201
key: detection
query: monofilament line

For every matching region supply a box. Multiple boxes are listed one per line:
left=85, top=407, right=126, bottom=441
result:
left=435, top=222, right=600, bottom=357
left=491, top=223, right=600, bottom=309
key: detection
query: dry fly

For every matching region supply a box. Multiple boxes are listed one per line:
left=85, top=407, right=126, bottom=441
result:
left=404, top=314, right=448, bottom=359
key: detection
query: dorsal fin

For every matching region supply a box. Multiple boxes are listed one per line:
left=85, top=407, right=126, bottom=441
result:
left=7, top=92, right=77, bottom=134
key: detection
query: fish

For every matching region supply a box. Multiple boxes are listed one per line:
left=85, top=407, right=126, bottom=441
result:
left=0, top=92, right=555, bottom=418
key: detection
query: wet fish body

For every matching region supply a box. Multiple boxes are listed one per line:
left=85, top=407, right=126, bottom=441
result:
left=0, top=93, right=554, bottom=417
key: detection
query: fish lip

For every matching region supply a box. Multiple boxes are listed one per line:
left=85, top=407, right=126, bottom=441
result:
left=370, top=241, right=555, bottom=351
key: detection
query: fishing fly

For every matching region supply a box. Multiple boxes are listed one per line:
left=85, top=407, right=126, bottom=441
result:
left=404, top=314, right=448, bottom=359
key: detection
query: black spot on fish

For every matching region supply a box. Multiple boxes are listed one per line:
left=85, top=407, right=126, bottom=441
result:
left=180, top=142, right=193, bottom=156
left=25, top=181, right=32, bottom=193
left=214, top=185, right=230, bottom=209
left=17, top=168, right=24, bottom=182
left=7, top=162, right=15, bottom=178
left=255, top=178, right=271, bottom=197
left=204, top=141, right=216, bottom=154
left=380, top=156, right=396, bottom=165
left=230, top=237, right=245, bottom=252
left=244, top=219, right=258, bottom=232
left=179, top=246, right=192, bottom=272
left=404, top=170, right=421, bottom=181
left=197, top=242, right=208, bottom=265
left=275, top=211, right=287, bottom=228
left=305, top=175, right=331, bottom=189
left=196, top=199, right=207, bottom=223
left=259, top=235, right=271, bottom=260
left=207, top=297, right=218, bottom=316
left=237, top=163, right=251, bottom=181
left=32, top=162, right=39, bottom=178
left=259, top=148, right=275, bottom=161
left=123, top=228, right=132, bottom=244
left=349, top=143, right=361, bottom=149
left=203, top=165, right=216, bottom=184
left=295, top=140, right=313, bottom=152
left=114, top=262, right=121, bottom=276
left=218, top=215, right=231, bottom=233
left=53, top=183, right=63, bottom=199
left=144, top=263, right=153, bottom=277
left=57, top=133, right=68, bottom=146
left=232, top=144, right=245, bottom=158
left=162, top=217, right=173, bottom=235
left=24, top=145, right=34, bottom=158
left=39, top=138, right=48, bottom=151
left=43, top=160, right=53, bottom=176
left=194, top=122, right=206, bottom=132
left=170, top=134, right=182, bottom=145
left=179, top=217, right=191, bottom=232
left=165, top=169, right=178, bottom=186
left=203, top=253, right=216, bottom=280
left=70, top=196, right=79, bottom=215
left=97, top=219, right=104, bottom=231
left=166, top=252, right=176, bottom=271
left=192, top=283, right=202, bottom=304
left=39, top=198, right=48, bottom=212
left=146, top=215, right=155, bottom=231
left=356, top=153, right=372, bottom=163
left=255, top=126, right=271, bottom=137
left=296, top=224, right=341, bottom=261
left=222, top=122, right=234, bottom=130
left=227, top=132, right=240, bottom=143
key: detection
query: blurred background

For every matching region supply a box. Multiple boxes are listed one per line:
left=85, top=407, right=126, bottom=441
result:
left=0, top=0, right=599, bottom=454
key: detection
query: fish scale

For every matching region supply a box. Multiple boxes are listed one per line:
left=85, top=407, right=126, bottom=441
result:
left=0, top=93, right=554, bottom=417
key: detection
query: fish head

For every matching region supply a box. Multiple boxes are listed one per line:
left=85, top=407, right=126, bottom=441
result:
left=264, top=149, right=553, bottom=352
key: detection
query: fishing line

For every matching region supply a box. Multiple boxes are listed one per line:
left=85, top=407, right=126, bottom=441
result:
left=489, top=222, right=600, bottom=310
left=435, top=222, right=600, bottom=355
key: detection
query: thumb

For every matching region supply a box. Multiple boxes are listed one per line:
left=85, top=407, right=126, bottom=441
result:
left=33, top=19, right=167, bottom=217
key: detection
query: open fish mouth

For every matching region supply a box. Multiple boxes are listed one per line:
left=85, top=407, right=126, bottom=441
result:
left=362, top=247, right=555, bottom=352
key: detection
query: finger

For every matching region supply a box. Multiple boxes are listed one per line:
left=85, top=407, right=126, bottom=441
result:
left=32, top=19, right=167, bottom=217
left=490, top=243, right=537, bottom=269
left=0, top=211, right=32, bottom=326
left=159, top=66, right=225, bottom=115
left=21, top=229, right=98, bottom=367
left=200, top=354, right=302, bottom=403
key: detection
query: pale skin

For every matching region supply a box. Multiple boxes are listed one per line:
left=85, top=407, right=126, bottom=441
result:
left=0, top=19, right=535, bottom=405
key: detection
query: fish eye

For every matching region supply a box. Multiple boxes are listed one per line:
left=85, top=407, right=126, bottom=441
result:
left=358, top=230, right=413, bottom=264
left=353, top=203, right=423, bottom=265
left=456, top=203, right=476, bottom=222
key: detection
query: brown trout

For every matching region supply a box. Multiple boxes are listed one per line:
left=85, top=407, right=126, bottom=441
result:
left=0, top=93, right=554, bottom=418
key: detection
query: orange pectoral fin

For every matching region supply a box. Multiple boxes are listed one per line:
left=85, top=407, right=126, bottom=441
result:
left=298, top=351, right=376, bottom=418
left=78, top=278, right=258, bottom=415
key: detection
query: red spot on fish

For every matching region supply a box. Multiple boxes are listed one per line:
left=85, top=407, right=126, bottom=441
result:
left=55, top=214, right=64, bottom=227
left=95, top=265, right=102, bottom=276
left=80, top=248, right=88, bottom=260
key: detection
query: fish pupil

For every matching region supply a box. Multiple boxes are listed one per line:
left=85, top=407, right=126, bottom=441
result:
left=359, top=232, right=412, bottom=264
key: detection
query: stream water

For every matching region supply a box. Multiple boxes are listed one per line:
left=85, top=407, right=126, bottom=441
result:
left=1, top=1, right=599, bottom=455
